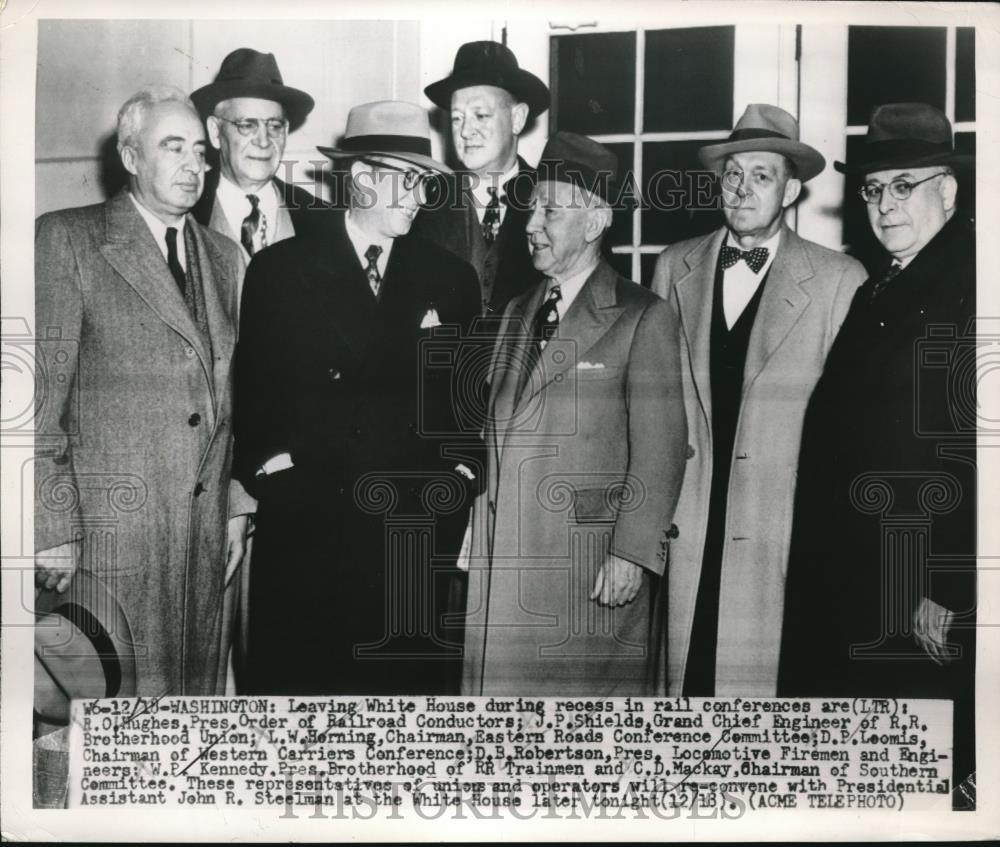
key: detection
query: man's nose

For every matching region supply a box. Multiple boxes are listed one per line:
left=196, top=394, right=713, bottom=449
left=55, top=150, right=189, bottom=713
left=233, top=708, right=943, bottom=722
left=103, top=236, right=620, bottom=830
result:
left=251, top=123, right=272, bottom=146
left=525, top=206, right=543, bottom=232
left=877, top=187, right=897, bottom=215
left=459, top=117, right=477, bottom=140
left=183, top=149, right=204, bottom=172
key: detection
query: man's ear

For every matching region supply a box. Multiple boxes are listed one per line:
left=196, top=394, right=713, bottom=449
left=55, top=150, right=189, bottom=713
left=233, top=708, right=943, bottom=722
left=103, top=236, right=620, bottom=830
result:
left=940, top=172, right=959, bottom=213
left=510, top=101, right=530, bottom=137
left=205, top=115, right=223, bottom=151
left=782, top=177, right=802, bottom=209
left=120, top=144, right=139, bottom=177
left=584, top=207, right=612, bottom=244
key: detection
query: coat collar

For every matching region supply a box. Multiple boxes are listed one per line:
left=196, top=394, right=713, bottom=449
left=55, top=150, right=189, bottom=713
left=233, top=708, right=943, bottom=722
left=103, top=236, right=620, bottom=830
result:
left=99, top=190, right=223, bottom=385
left=674, top=223, right=816, bottom=415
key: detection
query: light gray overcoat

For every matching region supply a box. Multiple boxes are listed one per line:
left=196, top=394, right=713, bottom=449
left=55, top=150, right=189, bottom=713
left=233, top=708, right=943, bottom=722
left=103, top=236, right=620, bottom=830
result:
left=34, top=189, right=250, bottom=696
left=651, top=224, right=866, bottom=696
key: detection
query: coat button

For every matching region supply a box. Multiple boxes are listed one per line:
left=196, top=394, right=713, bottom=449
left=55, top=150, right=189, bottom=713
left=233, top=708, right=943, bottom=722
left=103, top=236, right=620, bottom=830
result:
left=686, top=444, right=695, bottom=459
left=328, top=369, right=341, bottom=381
left=188, top=413, right=201, bottom=427
left=193, top=482, right=205, bottom=497
left=184, top=346, right=196, bottom=358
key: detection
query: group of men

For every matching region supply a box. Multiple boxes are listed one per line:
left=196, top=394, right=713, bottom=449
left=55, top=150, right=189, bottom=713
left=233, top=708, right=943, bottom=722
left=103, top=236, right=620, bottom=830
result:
left=34, top=41, right=974, bottom=786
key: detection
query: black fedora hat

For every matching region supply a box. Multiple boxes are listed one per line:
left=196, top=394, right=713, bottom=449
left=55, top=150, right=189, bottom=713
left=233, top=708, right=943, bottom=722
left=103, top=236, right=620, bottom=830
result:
left=35, top=569, right=137, bottom=725
left=535, top=131, right=619, bottom=202
left=425, top=41, right=550, bottom=120
left=835, top=102, right=973, bottom=174
left=191, top=48, right=315, bottom=132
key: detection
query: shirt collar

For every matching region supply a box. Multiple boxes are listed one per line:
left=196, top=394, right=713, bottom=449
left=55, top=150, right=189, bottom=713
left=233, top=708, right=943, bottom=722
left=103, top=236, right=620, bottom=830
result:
left=471, top=159, right=521, bottom=208
left=547, top=259, right=599, bottom=316
left=216, top=174, right=280, bottom=225
left=344, top=212, right=394, bottom=270
left=129, top=192, right=186, bottom=264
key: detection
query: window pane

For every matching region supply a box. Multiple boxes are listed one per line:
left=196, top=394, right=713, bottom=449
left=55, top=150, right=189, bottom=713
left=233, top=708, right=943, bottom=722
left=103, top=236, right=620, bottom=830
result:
left=606, top=252, right=634, bottom=282
left=644, top=26, right=734, bottom=132
left=551, top=32, right=636, bottom=135
left=841, top=134, right=882, bottom=271
left=955, top=132, right=976, bottom=226
left=640, top=253, right=660, bottom=289
left=847, top=26, right=946, bottom=126
left=955, top=27, right=975, bottom=122
left=641, top=140, right=724, bottom=245
left=605, top=142, right=635, bottom=248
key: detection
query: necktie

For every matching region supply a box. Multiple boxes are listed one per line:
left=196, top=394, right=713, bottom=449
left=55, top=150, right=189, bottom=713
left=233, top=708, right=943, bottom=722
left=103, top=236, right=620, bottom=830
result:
left=482, top=186, right=502, bottom=245
left=165, top=227, right=186, bottom=296
left=720, top=245, right=769, bottom=273
left=364, top=244, right=383, bottom=298
left=870, top=261, right=903, bottom=302
left=241, top=194, right=261, bottom=256
left=514, top=284, right=562, bottom=406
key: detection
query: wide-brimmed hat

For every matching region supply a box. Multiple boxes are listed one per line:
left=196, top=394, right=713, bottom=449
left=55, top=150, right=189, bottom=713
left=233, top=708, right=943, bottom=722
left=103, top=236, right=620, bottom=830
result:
left=535, top=131, right=619, bottom=202
left=699, top=103, right=826, bottom=182
left=834, top=102, right=973, bottom=174
left=424, top=41, right=550, bottom=120
left=35, top=569, right=137, bottom=725
left=191, top=48, right=315, bottom=132
left=317, top=101, right=452, bottom=174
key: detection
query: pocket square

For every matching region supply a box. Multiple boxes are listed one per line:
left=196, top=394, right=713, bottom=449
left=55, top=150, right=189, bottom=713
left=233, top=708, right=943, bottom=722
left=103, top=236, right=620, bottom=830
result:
left=576, top=361, right=605, bottom=370
left=420, top=308, right=441, bottom=329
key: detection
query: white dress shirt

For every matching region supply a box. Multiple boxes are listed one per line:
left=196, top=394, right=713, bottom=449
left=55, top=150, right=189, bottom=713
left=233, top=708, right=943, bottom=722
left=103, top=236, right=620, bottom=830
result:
left=216, top=175, right=280, bottom=254
left=471, top=161, right=521, bottom=227
left=722, top=229, right=781, bottom=329
left=546, top=260, right=599, bottom=322
left=130, top=192, right=186, bottom=270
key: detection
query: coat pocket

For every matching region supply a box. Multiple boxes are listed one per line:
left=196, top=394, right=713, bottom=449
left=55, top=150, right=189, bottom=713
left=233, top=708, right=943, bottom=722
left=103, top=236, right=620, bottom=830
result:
left=572, top=486, right=619, bottom=523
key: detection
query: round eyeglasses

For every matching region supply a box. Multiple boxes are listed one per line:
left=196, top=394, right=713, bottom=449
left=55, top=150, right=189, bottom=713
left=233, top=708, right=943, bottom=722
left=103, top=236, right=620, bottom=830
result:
left=361, top=158, right=442, bottom=207
left=858, top=172, right=949, bottom=205
left=216, top=116, right=288, bottom=138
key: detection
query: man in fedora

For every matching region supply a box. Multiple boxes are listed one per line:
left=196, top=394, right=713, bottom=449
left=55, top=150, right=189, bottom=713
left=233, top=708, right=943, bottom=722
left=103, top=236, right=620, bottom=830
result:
left=779, top=103, right=976, bottom=795
left=651, top=103, right=867, bottom=698
left=414, top=40, right=550, bottom=317
left=191, top=48, right=331, bottom=259
left=233, top=101, right=481, bottom=695
left=461, top=132, right=687, bottom=696
left=33, top=85, right=250, bottom=698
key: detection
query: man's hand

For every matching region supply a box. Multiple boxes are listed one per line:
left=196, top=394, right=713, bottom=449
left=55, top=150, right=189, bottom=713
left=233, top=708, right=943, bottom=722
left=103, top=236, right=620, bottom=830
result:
left=591, top=554, right=643, bottom=607
left=456, top=520, right=472, bottom=572
left=225, top=515, right=250, bottom=586
left=35, top=541, right=79, bottom=594
left=914, top=596, right=955, bottom=665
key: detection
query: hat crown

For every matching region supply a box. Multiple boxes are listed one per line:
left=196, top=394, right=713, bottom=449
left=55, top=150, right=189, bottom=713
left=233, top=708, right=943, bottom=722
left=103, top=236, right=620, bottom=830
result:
left=343, top=100, right=431, bottom=142
left=537, top=130, right=619, bottom=200
left=731, top=103, right=800, bottom=142
left=215, top=48, right=284, bottom=87
left=453, top=40, right=521, bottom=75
left=867, top=102, right=953, bottom=147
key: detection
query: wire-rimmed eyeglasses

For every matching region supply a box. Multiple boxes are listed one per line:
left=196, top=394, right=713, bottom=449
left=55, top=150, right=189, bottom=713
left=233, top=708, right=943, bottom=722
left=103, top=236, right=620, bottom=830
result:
left=858, top=172, right=949, bottom=205
left=215, top=116, right=288, bottom=138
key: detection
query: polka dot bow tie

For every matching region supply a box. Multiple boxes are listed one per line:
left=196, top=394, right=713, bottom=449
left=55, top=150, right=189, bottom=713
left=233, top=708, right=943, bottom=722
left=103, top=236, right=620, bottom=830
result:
left=721, top=245, right=770, bottom=274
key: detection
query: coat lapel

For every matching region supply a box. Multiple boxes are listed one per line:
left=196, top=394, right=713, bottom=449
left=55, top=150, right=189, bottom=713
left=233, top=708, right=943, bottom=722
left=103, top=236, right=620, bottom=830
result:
left=308, top=212, right=379, bottom=363
left=674, top=228, right=726, bottom=426
left=99, top=191, right=213, bottom=375
left=517, top=261, right=624, bottom=408
left=741, top=226, right=813, bottom=396
left=187, top=221, right=239, bottom=421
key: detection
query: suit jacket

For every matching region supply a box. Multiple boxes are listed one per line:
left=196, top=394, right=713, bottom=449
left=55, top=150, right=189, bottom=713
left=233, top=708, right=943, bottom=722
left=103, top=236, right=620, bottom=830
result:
left=651, top=224, right=866, bottom=697
left=192, top=169, right=332, bottom=256
left=462, top=259, right=688, bottom=696
left=34, top=188, right=249, bottom=696
left=232, top=210, right=481, bottom=694
left=411, top=156, right=542, bottom=315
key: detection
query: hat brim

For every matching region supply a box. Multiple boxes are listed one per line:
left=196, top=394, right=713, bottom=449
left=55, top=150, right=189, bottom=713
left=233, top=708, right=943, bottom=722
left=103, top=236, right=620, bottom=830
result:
left=834, top=151, right=974, bottom=174
left=35, top=569, right=137, bottom=724
left=699, top=138, right=826, bottom=183
left=424, top=70, right=550, bottom=120
left=317, top=146, right=453, bottom=175
left=191, top=81, right=315, bottom=132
